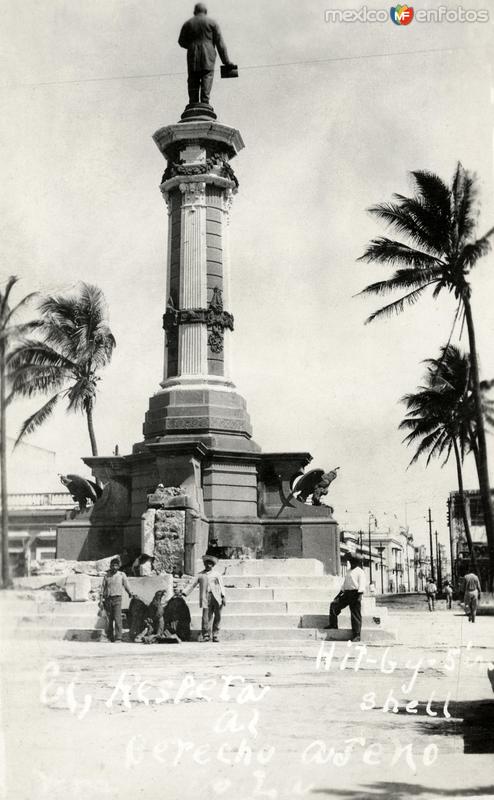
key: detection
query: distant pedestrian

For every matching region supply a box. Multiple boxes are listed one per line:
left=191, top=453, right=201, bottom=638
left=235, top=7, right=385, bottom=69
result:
left=443, top=581, right=453, bottom=609
left=425, top=577, right=437, bottom=612
left=100, top=558, right=135, bottom=642
left=182, top=554, right=226, bottom=642
left=326, top=554, right=366, bottom=642
left=463, top=570, right=482, bottom=623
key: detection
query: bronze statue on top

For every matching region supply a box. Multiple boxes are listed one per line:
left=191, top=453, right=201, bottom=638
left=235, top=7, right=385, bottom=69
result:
left=179, top=3, right=237, bottom=112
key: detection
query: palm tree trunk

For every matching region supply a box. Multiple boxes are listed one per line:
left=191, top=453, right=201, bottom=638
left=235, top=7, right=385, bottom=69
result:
left=452, top=437, right=478, bottom=573
left=0, top=341, right=12, bottom=588
left=86, top=407, right=98, bottom=457
left=467, top=421, right=481, bottom=477
left=463, top=294, right=494, bottom=588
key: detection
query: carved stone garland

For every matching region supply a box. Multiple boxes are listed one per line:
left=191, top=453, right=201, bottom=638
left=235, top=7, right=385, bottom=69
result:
left=162, top=288, right=234, bottom=354
left=161, top=150, right=239, bottom=188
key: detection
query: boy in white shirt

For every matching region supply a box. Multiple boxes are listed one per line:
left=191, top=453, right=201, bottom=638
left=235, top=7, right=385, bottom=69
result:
left=326, top=553, right=366, bottom=641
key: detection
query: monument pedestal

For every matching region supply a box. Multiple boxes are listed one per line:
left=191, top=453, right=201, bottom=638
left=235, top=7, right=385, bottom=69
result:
left=57, top=108, right=340, bottom=575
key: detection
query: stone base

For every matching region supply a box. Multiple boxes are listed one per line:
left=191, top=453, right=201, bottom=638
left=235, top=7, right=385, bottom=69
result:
left=142, top=381, right=259, bottom=451
left=180, top=103, right=217, bottom=122
left=262, top=519, right=339, bottom=575
left=56, top=443, right=340, bottom=577
left=56, top=513, right=125, bottom=561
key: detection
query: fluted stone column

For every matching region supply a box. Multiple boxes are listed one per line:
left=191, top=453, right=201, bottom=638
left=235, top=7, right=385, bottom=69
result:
left=178, top=181, right=208, bottom=376
left=142, top=117, right=259, bottom=453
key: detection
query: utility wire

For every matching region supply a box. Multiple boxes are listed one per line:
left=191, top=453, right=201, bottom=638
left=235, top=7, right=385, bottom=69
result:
left=1, top=45, right=467, bottom=90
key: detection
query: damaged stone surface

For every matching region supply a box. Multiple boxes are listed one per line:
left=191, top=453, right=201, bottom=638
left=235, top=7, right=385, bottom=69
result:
left=153, top=508, right=185, bottom=574
left=140, top=486, right=188, bottom=574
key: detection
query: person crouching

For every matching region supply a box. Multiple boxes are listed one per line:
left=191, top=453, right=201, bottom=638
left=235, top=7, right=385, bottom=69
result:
left=182, top=554, right=226, bottom=642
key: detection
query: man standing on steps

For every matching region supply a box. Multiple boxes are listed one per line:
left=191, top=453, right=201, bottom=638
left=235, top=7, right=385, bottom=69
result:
left=326, top=554, right=366, bottom=642
left=463, top=569, right=482, bottom=622
left=100, top=557, right=136, bottom=643
left=182, top=554, right=226, bottom=642
left=178, top=3, right=233, bottom=107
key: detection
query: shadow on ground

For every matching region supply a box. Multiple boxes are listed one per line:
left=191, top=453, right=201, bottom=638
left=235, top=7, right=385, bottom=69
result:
left=311, top=782, right=494, bottom=798
left=411, top=700, right=494, bottom=754
left=366, top=699, right=494, bottom=753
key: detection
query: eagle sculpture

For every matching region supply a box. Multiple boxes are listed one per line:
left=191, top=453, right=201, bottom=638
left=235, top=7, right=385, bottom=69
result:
left=292, top=467, right=339, bottom=506
left=59, top=474, right=102, bottom=511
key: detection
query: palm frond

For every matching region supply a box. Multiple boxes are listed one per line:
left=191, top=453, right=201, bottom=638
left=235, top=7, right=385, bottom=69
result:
left=399, top=342, right=477, bottom=473
left=366, top=202, right=439, bottom=254
left=14, top=394, right=61, bottom=447
left=7, top=282, right=114, bottom=454
left=8, top=363, right=71, bottom=399
left=0, top=320, right=42, bottom=344
left=39, top=293, right=80, bottom=323
left=395, top=196, right=449, bottom=256
left=359, top=266, right=442, bottom=300
left=357, top=237, right=444, bottom=270
left=7, top=340, right=77, bottom=372
left=0, top=276, right=19, bottom=324
left=439, top=438, right=453, bottom=468
left=410, top=170, right=451, bottom=223
left=65, top=378, right=97, bottom=412
left=0, top=291, right=39, bottom=334
left=364, top=284, right=434, bottom=324
left=451, top=163, right=478, bottom=245
left=405, top=428, right=446, bottom=467
left=460, top=227, right=494, bottom=269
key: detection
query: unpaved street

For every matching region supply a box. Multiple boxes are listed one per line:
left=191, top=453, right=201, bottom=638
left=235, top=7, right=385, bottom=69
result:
left=2, top=609, right=494, bottom=800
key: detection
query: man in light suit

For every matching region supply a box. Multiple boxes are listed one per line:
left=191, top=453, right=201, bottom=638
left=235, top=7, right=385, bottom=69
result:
left=182, top=554, right=226, bottom=641
left=178, top=3, right=232, bottom=105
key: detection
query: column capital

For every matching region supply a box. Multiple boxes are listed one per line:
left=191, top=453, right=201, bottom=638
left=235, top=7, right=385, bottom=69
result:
left=179, top=181, right=207, bottom=210
left=222, top=187, right=235, bottom=215
left=161, top=174, right=237, bottom=200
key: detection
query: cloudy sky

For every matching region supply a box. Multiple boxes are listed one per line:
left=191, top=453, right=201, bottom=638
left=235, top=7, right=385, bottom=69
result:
left=2, top=0, right=493, bottom=548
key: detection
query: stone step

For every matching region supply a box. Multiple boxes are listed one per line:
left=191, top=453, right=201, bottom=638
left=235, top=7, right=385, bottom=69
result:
left=216, top=558, right=325, bottom=576
left=269, top=589, right=374, bottom=607
left=12, top=559, right=331, bottom=591
left=1, top=586, right=375, bottom=604
left=221, top=575, right=342, bottom=589
left=186, top=600, right=381, bottom=616
left=7, top=625, right=394, bottom=642
left=286, top=601, right=384, bottom=617
left=12, top=573, right=344, bottom=594
left=6, top=611, right=386, bottom=630
left=0, top=594, right=378, bottom=615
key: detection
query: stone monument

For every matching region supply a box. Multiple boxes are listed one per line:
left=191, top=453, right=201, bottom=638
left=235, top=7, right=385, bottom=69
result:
left=57, top=16, right=340, bottom=575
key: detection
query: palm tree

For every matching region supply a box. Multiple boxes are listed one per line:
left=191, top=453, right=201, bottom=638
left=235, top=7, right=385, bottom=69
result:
left=358, top=164, right=494, bottom=586
left=7, top=282, right=116, bottom=456
left=0, top=277, right=39, bottom=588
left=399, top=345, right=491, bottom=572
